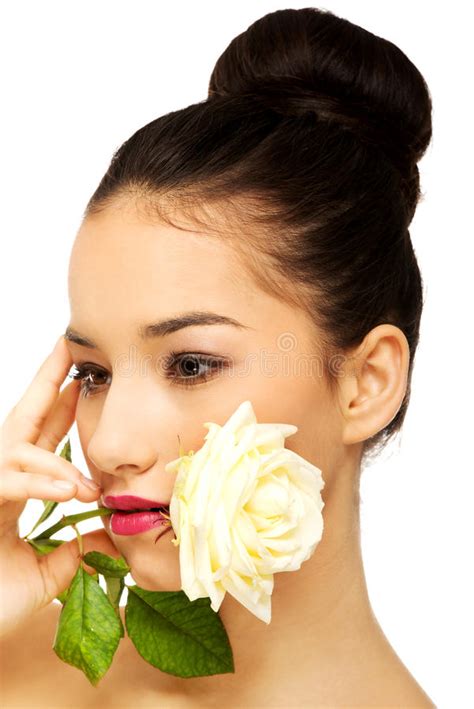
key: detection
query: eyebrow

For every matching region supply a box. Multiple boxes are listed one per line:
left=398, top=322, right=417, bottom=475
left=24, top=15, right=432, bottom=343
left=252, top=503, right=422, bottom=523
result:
left=64, top=311, right=253, bottom=349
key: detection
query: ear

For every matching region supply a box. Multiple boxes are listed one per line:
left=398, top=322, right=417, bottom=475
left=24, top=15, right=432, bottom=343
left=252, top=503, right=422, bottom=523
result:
left=339, top=325, right=410, bottom=446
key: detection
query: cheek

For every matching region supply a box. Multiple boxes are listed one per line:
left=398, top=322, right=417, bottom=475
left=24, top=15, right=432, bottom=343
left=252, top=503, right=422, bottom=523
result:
left=75, top=389, right=108, bottom=426
left=76, top=411, right=92, bottom=447
left=269, top=377, right=338, bottom=463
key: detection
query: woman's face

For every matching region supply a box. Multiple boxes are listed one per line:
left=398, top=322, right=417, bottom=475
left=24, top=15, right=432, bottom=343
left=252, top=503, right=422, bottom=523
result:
left=66, top=203, right=343, bottom=590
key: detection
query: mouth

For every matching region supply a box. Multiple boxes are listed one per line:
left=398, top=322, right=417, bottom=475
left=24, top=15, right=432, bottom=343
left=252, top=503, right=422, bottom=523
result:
left=100, top=495, right=172, bottom=536
left=101, top=494, right=170, bottom=513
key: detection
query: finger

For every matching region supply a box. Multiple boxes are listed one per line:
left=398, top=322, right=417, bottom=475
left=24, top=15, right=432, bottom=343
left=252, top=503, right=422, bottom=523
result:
left=3, top=336, right=72, bottom=447
left=0, top=442, right=101, bottom=502
left=0, top=469, right=80, bottom=506
left=35, top=379, right=81, bottom=453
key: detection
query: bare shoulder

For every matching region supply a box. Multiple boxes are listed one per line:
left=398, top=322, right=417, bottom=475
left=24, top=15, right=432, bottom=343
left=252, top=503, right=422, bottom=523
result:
left=0, top=603, right=59, bottom=704
left=292, top=628, right=438, bottom=709
left=0, top=603, right=143, bottom=708
left=0, top=603, right=63, bottom=671
left=0, top=603, right=98, bottom=707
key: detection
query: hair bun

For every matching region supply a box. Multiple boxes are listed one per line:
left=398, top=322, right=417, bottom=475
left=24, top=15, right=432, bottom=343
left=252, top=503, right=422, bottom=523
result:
left=208, top=8, right=432, bottom=215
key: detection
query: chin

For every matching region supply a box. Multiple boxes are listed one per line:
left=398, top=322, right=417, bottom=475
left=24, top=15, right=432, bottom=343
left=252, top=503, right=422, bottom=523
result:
left=129, top=565, right=183, bottom=592
left=102, top=516, right=183, bottom=591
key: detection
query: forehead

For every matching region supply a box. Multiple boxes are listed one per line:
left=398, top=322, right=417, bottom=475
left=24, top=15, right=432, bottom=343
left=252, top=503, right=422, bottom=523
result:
left=68, top=207, right=255, bottom=310
left=67, top=206, right=319, bottom=360
left=67, top=208, right=261, bottom=337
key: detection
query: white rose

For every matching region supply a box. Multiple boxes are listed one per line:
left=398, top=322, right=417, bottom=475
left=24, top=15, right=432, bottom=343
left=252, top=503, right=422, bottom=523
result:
left=164, top=400, right=325, bottom=624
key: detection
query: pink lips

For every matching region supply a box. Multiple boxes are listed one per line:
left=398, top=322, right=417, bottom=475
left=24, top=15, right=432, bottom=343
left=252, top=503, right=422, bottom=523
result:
left=102, top=495, right=171, bottom=536
left=103, top=495, right=169, bottom=511
left=109, top=510, right=171, bottom=536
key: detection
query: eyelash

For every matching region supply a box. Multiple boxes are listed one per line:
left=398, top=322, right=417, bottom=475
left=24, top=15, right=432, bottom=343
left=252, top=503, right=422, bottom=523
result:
left=68, top=351, right=228, bottom=398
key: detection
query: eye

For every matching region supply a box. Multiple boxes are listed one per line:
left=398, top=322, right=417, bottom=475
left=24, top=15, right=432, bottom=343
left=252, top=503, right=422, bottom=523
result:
left=69, top=364, right=111, bottom=398
left=163, top=351, right=229, bottom=388
left=69, top=353, right=229, bottom=397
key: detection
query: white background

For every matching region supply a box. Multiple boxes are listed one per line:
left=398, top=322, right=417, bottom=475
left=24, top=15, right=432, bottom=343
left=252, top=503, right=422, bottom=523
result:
left=0, top=2, right=472, bottom=706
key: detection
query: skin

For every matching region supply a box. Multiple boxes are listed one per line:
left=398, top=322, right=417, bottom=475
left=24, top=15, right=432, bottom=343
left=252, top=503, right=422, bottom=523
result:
left=0, top=198, right=435, bottom=707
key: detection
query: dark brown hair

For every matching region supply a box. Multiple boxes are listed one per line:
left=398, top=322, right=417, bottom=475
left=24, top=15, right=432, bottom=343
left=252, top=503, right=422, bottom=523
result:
left=84, top=7, right=433, bottom=469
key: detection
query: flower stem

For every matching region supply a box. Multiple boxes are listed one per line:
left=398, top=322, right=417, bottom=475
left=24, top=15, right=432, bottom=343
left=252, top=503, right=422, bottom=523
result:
left=72, top=522, right=84, bottom=558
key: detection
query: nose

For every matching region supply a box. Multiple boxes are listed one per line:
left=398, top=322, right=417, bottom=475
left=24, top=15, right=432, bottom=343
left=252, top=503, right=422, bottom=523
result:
left=86, top=379, right=162, bottom=477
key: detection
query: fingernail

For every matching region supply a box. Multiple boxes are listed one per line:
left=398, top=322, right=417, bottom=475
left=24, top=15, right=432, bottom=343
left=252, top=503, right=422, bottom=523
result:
left=80, top=474, right=101, bottom=490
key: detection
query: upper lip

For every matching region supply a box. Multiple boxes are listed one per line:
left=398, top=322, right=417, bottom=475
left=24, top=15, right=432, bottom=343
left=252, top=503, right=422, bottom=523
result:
left=101, top=495, right=170, bottom=511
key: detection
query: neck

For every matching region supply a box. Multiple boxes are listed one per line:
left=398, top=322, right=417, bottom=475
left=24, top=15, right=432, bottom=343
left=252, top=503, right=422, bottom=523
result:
left=157, top=463, right=385, bottom=703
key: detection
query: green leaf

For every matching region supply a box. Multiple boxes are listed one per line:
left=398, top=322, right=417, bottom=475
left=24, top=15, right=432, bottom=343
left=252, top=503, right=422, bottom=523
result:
left=105, top=577, right=125, bottom=638
left=58, top=437, right=72, bottom=462
left=56, top=587, right=70, bottom=604
left=27, top=537, right=65, bottom=554
left=30, top=507, right=113, bottom=541
left=105, top=576, right=125, bottom=608
left=82, top=551, right=130, bottom=578
left=55, top=571, right=99, bottom=605
left=81, top=552, right=127, bottom=637
left=125, top=586, right=234, bottom=678
left=26, top=500, right=59, bottom=538
left=53, top=565, right=122, bottom=686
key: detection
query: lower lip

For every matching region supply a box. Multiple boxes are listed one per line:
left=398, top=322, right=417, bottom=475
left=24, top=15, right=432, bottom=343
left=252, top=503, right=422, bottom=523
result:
left=110, top=510, right=170, bottom=536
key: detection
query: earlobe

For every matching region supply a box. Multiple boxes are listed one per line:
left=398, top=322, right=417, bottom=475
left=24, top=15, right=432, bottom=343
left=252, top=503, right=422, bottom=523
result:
left=340, top=325, right=410, bottom=446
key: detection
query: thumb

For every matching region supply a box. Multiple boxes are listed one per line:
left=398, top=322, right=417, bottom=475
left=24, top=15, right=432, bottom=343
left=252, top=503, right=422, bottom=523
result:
left=38, top=529, right=126, bottom=604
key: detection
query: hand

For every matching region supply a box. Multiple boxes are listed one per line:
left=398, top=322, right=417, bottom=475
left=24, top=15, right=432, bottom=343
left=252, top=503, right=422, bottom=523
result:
left=0, top=335, right=120, bottom=638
